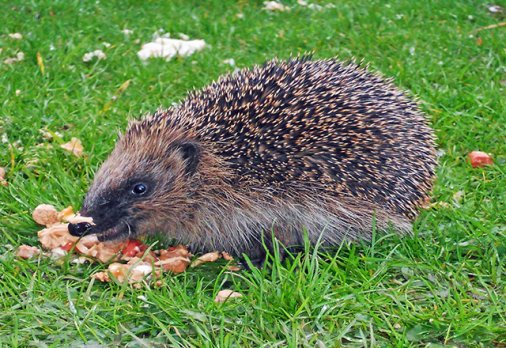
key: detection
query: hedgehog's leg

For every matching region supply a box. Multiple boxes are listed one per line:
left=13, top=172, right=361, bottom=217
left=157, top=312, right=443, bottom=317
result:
left=238, top=239, right=268, bottom=269
left=238, top=233, right=272, bottom=269
left=240, top=252, right=267, bottom=269
left=239, top=227, right=290, bottom=269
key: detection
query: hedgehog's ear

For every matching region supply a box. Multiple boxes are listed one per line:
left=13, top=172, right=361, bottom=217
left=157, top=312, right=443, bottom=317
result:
left=173, top=140, right=201, bottom=175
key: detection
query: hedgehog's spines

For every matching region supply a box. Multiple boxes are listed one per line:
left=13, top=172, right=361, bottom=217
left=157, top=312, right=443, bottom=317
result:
left=119, top=57, right=436, bottom=244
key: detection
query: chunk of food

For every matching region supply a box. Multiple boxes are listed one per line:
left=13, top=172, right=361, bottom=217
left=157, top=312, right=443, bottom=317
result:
left=60, top=137, right=84, bottom=157
left=214, top=289, right=243, bottom=303
left=222, top=252, right=234, bottom=261
left=57, top=206, right=75, bottom=222
left=32, top=204, right=60, bottom=226
left=16, top=245, right=41, bottom=259
left=155, top=246, right=191, bottom=273
left=0, top=167, right=7, bottom=186
left=61, top=241, right=77, bottom=252
left=84, top=241, right=126, bottom=263
left=190, top=251, right=221, bottom=267
left=38, top=223, right=78, bottom=249
left=21, top=204, right=237, bottom=285
left=121, top=239, right=147, bottom=258
left=92, top=271, right=110, bottom=282
left=107, top=262, right=153, bottom=284
left=468, top=151, right=493, bottom=168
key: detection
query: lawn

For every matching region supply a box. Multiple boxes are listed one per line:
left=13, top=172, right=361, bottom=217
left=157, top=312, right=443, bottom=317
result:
left=0, top=0, right=505, bottom=346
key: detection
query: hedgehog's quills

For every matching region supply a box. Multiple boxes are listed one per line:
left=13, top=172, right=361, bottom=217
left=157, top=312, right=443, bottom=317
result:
left=71, top=57, right=437, bottom=263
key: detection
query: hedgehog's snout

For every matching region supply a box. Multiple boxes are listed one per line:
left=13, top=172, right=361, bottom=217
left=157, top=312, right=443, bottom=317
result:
left=68, top=222, right=94, bottom=237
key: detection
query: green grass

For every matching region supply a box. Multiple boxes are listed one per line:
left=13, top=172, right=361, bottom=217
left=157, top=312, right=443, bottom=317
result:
left=1, top=0, right=505, bottom=346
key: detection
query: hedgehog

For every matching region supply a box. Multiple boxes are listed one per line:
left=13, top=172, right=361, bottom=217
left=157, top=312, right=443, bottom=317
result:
left=68, top=57, right=437, bottom=265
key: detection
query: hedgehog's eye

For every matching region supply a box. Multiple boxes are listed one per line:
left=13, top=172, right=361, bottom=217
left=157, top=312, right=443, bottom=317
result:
left=131, top=183, right=147, bottom=195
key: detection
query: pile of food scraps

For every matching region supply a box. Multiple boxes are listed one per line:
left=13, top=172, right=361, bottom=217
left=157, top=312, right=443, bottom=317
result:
left=17, top=204, right=239, bottom=287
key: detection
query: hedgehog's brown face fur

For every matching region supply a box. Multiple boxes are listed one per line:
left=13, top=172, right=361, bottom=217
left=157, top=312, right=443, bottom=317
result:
left=76, top=126, right=201, bottom=242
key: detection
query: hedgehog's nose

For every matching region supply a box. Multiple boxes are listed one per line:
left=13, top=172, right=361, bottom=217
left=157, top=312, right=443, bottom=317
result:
left=68, top=222, right=93, bottom=237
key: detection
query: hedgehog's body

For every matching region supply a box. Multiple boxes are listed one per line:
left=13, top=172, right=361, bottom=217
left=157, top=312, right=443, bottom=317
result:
left=72, top=58, right=436, bottom=261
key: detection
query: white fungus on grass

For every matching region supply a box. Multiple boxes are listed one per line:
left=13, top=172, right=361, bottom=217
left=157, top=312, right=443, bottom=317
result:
left=178, top=33, right=190, bottom=40
left=264, top=1, right=332, bottom=12
left=137, top=37, right=206, bottom=61
left=8, top=33, right=23, bottom=40
left=263, top=1, right=289, bottom=11
left=82, top=50, right=107, bottom=62
left=3, top=52, right=25, bottom=65
left=307, top=3, right=323, bottom=10
left=487, top=4, right=503, bottom=13
left=223, top=58, right=236, bottom=66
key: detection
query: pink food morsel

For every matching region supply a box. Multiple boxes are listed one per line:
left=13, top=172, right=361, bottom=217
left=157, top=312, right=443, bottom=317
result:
left=468, top=151, right=493, bottom=168
left=16, top=245, right=41, bottom=259
left=32, top=204, right=60, bottom=226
